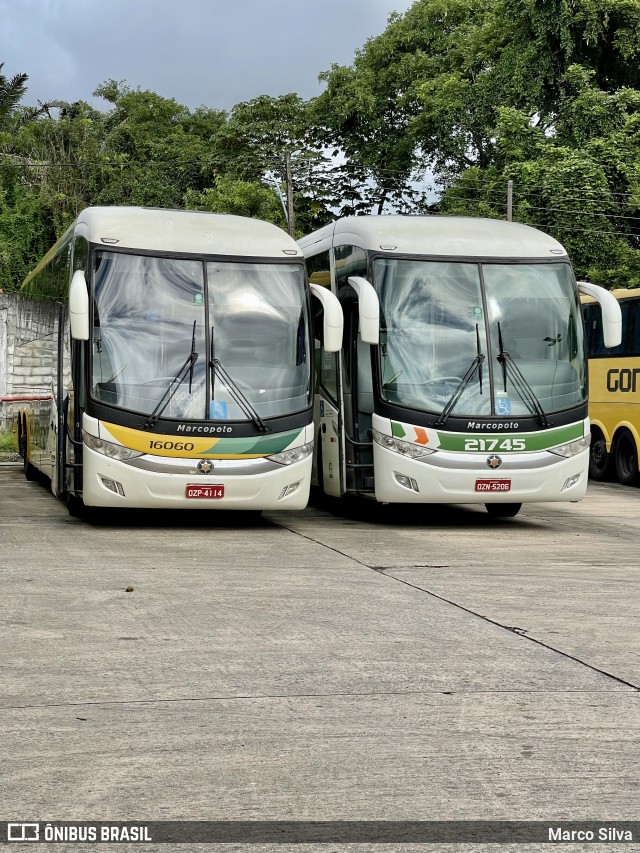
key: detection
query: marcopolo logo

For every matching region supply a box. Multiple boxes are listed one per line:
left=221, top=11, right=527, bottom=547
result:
left=467, top=421, right=520, bottom=431
left=607, top=368, right=640, bottom=393
left=176, top=424, right=233, bottom=434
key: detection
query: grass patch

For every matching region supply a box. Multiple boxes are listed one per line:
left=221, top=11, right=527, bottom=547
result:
left=0, top=430, right=18, bottom=452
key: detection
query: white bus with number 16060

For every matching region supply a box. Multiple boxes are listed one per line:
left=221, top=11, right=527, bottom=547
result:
left=12, top=207, right=343, bottom=516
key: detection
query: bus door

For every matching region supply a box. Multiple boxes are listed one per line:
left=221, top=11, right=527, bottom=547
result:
left=341, top=299, right=375, bottom=493
left=317, top=347, right=346, bottom=497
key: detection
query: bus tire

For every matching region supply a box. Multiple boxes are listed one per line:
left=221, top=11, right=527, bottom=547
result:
left=589, top=430, right=613, bottom=481
left=614, top=431, right=639, bottom=487
left=66, top=493, right=86, bottom=518
left=485, top=502, right=522, bottom=518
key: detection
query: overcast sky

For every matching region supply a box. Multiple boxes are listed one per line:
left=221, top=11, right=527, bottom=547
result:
left=1, top=0, right=414, bottom=112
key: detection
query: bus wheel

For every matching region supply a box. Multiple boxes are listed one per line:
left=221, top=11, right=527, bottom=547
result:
left=614, top=431, right=639, bottom=486
left=485, top=503, right=522, bottom=518
left=589, top=431, right=613, bottom=481
left=66, top=493, right=97, bottom=521
left=66, top=493, right=86, bottom=518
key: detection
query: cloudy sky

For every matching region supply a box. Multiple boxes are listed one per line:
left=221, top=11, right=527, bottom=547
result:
left=1, top=0, right=414, bottom=112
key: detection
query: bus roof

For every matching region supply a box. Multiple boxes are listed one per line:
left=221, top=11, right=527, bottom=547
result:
left=581, top=287, right=640, bottom=304
left=72, top=206, right=302, bottom=258
left=298, top=215, right=568, bottom=260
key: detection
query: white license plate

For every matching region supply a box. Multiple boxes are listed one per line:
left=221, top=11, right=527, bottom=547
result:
left=475, top=479, right=511, bottom=492
left=186, top=484, right=225, bottom=499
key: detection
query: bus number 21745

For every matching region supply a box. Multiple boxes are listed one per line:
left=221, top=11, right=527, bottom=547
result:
left=464, top=437, right=526, bottom=452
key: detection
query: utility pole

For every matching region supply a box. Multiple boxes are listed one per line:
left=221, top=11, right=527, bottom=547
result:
left=507, top=179, right=513, bottom=222
left=285, top=151, right=295, bottom=238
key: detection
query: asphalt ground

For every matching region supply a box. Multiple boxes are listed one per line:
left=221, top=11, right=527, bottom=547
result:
left=1, top=463, right=639, bottom=852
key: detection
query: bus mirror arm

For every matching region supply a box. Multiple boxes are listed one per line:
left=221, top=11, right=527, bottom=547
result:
left=347, top=276, right=380, bottom=345
left=577, top=281, right=622, bottom=348
left=310, top=284, right=344, bottom=353
left=69, top=270, right=89, bottom=341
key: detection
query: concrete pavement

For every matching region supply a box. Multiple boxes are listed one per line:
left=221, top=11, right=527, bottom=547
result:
left=1, top=464, right=638, bottom=849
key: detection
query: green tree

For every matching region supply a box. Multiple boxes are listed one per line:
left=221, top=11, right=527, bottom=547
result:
left=214, top=93, right=337, bottom=234
left=313, top=0, right=500, bottom=208
left=439, top=70, right=640, bottom=285
left=184, top=175, right=285, bottom=224
left=92, top=81, right=226, bottom=208
left=0, top=64, right=62, bottom=289
left=0, top=62, right=28, bottom=130
left=315, top=0, right=640, bottom=284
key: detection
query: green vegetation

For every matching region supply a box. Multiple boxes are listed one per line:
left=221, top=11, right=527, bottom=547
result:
left=0, top=429, right=18, bottom=453
left=2, top=0, right=640, bottom=288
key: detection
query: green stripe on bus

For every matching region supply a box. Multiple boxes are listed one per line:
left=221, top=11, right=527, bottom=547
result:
left=436, top=422, right=584, bottom=452
left=202, top=428, right=303, bottom=456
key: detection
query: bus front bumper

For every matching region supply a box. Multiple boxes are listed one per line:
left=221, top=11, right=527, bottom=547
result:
left=81, top=448, right=312, bottom=510
left=373, top=445, right=589, bottom=504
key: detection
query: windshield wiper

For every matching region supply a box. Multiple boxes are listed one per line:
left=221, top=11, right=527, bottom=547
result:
left=496, top=322, right=550, bottom=428
left=209, top=326, right=268, bottom=432
left=435, top=324, right=485, bottom=427
left=144, top=321, right=198, bottom=430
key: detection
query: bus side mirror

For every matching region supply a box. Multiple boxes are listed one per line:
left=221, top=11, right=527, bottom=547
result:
left=347, top=276, right=380, bottom=345
left=310, top=283, right=343, bottom=353
left=577, top=281, right=622, bottom=348
left=69, top=269, right=89, bottom=341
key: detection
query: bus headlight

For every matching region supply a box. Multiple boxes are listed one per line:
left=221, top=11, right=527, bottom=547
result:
left=83, top=432, right=143, bottom=461
left=268, top=442, right=313, bottom=465
left=372, top=429, right=435, bottom=459
left=548, top=435, right=590, bottom=458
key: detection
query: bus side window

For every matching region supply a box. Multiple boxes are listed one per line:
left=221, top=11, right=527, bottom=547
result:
left=628, top=298, right=640, bottom=356
left=308, top=251, right=339, bottom=404
left=335, top=245, right=367, bottom=291
left=581, top=305, right=592, bottom=354
left=334, top=243, right=368, bottom=385
left=306, top=251, right=331, bottom=290
left=588, top=301, right=629, bottom=357
left=312, top=294, right=338, bottom=403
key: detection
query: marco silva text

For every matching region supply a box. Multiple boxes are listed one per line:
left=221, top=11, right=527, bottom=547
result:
left=549, top=825, right=633, bottom=842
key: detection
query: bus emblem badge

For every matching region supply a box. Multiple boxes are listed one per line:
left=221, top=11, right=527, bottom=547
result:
left=486, top=455, right=502, bottom=470
left=197, top=459, right=214, bottom=474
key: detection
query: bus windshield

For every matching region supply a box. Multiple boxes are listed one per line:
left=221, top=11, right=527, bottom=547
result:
left=91, top=252, right=311, bottom=421
left=375, top=258, right=586, bottom=418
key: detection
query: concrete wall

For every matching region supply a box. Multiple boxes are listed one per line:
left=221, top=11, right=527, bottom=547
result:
left=0, top=292, right=59, bottom=429
left=0, top=293, right=7, bottom=406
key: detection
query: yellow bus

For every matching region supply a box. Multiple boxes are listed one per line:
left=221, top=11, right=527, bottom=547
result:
left=583, top=287, right=640, bottom=485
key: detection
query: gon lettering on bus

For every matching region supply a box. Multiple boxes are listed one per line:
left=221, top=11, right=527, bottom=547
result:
left=606, top=368, right=640, bottom=393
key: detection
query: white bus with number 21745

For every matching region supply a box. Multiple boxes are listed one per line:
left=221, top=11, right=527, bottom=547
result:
left=299, top=215, right=620, bottom=518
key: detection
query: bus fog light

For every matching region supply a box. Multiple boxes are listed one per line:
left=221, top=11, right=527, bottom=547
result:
left=100, top=476, right=125, bottom=496
left=278, top=481, right=301, bottom=500
left=394, top=472, right=419, bottom=492
left=561, top=473, right=581, bottom=492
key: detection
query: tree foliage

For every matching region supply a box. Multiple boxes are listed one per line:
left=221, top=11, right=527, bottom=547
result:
left=3, top=0, right=640, bottom=290
left=316, top=0, right=640, bottom=285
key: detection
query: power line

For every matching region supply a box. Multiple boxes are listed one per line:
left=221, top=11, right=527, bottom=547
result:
left=2, top=155, right=640, bottom=204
